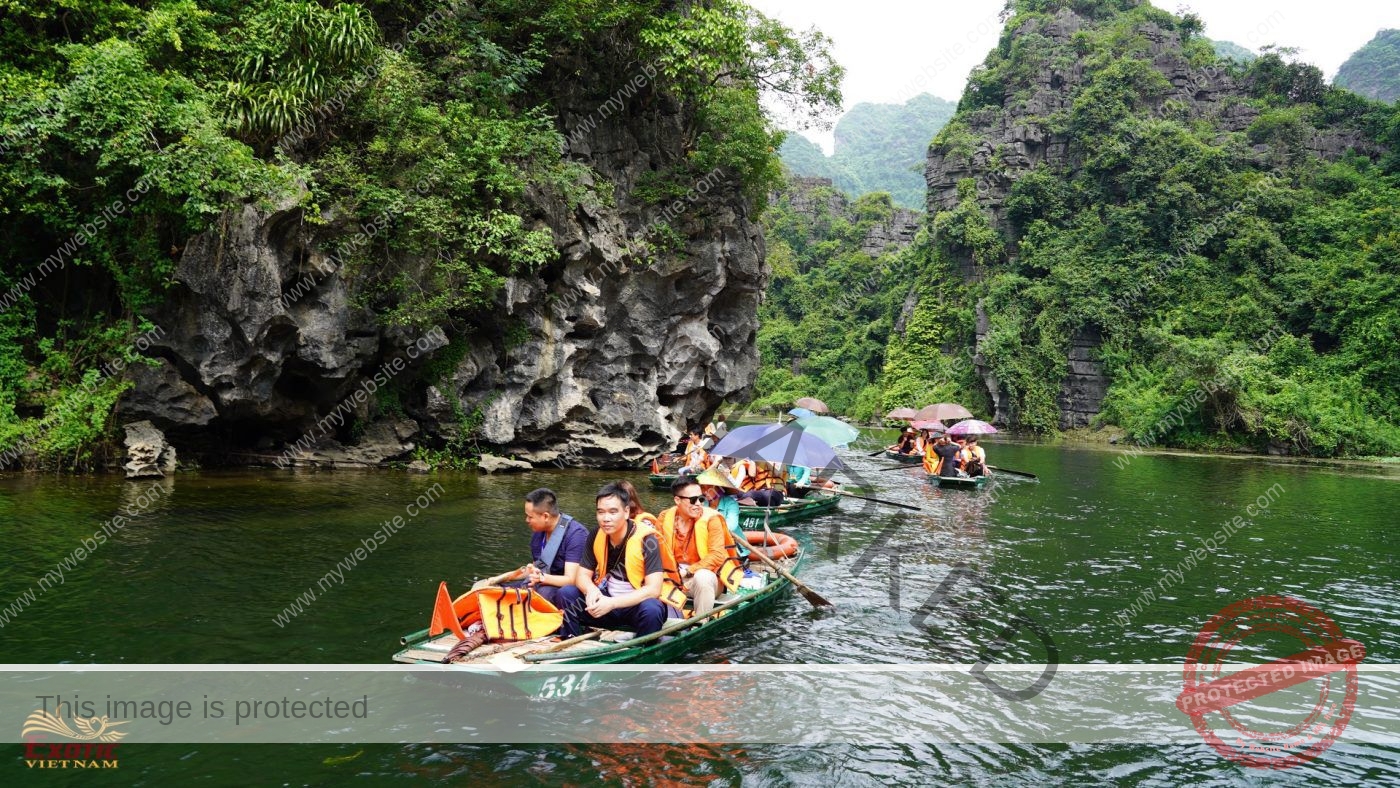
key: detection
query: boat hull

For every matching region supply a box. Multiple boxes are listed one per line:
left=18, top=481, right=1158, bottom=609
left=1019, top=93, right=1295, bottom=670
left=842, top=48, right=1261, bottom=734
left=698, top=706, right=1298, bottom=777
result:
left=884, top=449, right=922, bottom=464
left=648, top=473, right=679, bottom=489
left=738, top=493, right=840, bottom=527
left=926, top=474, right=988, bottom=489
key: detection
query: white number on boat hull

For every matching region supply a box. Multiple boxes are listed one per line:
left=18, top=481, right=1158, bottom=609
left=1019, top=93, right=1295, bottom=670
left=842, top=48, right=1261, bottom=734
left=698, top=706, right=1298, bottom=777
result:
left=535, top=672, right=591, bottom=699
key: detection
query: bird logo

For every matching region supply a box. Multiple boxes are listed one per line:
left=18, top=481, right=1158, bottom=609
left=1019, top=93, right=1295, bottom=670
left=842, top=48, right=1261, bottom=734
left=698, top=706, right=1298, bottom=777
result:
left=22, top=709, right=129, bottom=742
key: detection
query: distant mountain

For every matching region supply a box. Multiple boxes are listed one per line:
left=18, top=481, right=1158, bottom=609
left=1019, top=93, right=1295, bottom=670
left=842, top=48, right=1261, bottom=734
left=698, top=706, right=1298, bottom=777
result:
left=1335, top=29, right=1400, bottom=103
left=1209, top=39, right=1256, bottom=63
left=778, top=93, right=957, bottom=208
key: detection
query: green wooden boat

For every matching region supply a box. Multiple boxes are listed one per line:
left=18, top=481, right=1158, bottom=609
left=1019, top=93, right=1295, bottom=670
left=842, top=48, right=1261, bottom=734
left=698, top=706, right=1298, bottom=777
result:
left=884, top=449, right=922, bottom=464
left=926, top=473, right=989, bottom=489
left=648, top=473, right=679, bottom=490
left=391, top=543, right=805, bottom=696
left=738, top=492, right=840, bottom=527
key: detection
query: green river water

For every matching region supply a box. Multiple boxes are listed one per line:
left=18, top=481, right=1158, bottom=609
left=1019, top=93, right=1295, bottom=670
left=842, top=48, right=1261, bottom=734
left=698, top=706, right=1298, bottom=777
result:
left=3, top=434, right=1399, bottom=785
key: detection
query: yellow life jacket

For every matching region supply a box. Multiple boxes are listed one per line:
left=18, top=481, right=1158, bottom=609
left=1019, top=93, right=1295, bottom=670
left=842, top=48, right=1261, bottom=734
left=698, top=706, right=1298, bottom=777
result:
left=656, top=507, right=744, bottom=593
left=429, top=582, right=563, bottom=641
left=591, top=521, right=688, bottom=612
left=923, top=442, right=939, bottom=475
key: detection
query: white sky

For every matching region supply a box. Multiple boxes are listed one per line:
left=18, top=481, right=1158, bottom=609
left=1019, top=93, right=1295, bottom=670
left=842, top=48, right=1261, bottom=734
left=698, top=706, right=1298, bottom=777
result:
left=748, top=0, right=1400, bottom=153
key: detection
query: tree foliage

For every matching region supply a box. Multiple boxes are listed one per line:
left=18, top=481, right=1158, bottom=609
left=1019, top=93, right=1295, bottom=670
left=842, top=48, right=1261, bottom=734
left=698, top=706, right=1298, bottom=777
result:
left=0, top=0, right=842, bottom=468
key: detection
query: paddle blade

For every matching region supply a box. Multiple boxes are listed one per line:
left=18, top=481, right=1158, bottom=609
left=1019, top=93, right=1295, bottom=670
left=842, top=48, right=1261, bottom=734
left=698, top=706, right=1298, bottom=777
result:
left=795, top=583, right=833, bottom=608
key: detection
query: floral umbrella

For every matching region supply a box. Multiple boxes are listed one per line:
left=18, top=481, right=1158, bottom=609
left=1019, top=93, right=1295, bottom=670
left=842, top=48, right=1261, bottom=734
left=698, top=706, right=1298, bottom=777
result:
left=946, top=419, right=998, bottom=436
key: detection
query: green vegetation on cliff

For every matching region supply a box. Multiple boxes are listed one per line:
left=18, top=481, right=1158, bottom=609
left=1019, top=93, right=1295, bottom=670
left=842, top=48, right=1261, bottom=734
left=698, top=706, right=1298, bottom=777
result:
left=754, top=185, right=915, bottom=419
left=778, top=94, right=956, bottom=208
left=0, top=0, right=840, bottom=469
left=928, top=0, right=1400, bottom=455
left=756, top=0, right=1400, bottom=458
left=1335, top=29, right=1400, bottom=104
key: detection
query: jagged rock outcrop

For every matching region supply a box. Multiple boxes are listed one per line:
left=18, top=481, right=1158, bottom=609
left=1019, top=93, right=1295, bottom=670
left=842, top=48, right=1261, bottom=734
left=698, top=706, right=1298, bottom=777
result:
left=122, top=421, right=176, bottom=479
left=119, top=39, right=763, bottom=469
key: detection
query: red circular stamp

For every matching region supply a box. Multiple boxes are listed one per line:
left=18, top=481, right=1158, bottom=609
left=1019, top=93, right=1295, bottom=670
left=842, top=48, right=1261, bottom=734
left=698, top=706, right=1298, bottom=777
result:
left=1176, top=595, right=1365, bottom=768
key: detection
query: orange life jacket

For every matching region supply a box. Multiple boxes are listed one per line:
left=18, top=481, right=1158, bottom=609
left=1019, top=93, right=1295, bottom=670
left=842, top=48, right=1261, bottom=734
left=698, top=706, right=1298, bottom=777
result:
left=429, top=582, right=563, bottom=641
left=739, top=459, right=784, bottom=489
left=923, top=442, right=939, bottom=475
left=656, top=506, right=744, bottom=592
left=591, top=520, right=687, bottom=612
left=731, top=458, right=757, bottom=491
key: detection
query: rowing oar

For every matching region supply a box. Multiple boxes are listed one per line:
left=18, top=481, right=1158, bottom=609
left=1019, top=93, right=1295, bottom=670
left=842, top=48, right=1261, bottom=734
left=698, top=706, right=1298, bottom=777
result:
left=875, top=464, right=922, bottom=472
left=469, top=568, right=525, bottom=592
left=794, top=485, right=922, bottom=512
left=732, top=531, right=833, bottom=609
left=988, top=465, right=1038, bottom=481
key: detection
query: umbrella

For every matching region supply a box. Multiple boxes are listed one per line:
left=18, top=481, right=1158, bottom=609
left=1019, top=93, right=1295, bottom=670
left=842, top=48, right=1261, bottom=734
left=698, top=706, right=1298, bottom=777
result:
left=710, top=423, right=845, bottom=469
left=915, top=402, right=973, bottom=422
left=947, top=419, right=998, bottom=436
left=793, top=397, right=829, bottom=414
left=794, top=415, right=860, bottom=448
left=787, top=407, right=815, bottom=419
left=885, top=407, right=918, bottom=421
left=911, top=419, right=945, bottom=432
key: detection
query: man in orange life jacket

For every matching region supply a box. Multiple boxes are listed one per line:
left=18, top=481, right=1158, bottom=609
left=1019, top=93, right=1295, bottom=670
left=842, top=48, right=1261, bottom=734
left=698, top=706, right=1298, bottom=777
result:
left=556, top=483, right=685, bottom=638
left=657, top=476, right=744, bottom=616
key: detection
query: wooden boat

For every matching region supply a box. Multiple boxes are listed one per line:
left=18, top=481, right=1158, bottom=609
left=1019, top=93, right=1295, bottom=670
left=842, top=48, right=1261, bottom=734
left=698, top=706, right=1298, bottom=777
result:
left=738, top=491, right=840, bottom=527
left=391, top=539, right=805, bottom=690
left=884, top=449, right=922, bottom=464
left=648, top=473, right=679, bottom=489
left=927, top=473, right=989, bottom=489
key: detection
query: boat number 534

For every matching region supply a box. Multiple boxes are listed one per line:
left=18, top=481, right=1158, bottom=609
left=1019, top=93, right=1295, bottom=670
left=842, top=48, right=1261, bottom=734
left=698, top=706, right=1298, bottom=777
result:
left=536, top=673, right=591, bottom=699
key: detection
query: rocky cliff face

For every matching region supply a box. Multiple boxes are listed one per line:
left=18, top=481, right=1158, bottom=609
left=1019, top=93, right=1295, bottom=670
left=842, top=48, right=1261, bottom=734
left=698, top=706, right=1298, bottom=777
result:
left=118, top=51, right=764, bottom=469
left=924, top=5, right=1379, bottom=430
left=779, top=176, right=920, bottom=257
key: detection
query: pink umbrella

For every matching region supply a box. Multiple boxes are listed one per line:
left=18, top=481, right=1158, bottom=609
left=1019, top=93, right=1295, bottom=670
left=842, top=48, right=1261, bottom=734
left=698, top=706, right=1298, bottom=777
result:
left=793, top=397, right=830, bottom=414
left=911, top=420, right=945, bottom=431
left=947, top=419, right=998, bottom=436
left=885, top=407, right=918, bottom=421
left=915, top=403, right=973, bottom=422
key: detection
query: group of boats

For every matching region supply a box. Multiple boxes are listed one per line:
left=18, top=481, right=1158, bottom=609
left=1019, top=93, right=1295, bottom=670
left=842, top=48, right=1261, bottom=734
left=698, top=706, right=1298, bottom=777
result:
left=393, top=412, right=1003, bottom=686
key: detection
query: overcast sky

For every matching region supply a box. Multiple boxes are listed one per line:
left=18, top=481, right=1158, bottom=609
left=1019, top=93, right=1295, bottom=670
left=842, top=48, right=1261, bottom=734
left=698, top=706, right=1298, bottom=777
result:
left=748, top=0, right=1400, bottom=152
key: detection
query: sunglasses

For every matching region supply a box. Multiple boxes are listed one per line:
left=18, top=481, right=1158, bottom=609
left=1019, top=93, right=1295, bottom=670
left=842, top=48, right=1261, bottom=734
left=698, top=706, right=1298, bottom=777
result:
left=676, top=494, right=705, bottom=505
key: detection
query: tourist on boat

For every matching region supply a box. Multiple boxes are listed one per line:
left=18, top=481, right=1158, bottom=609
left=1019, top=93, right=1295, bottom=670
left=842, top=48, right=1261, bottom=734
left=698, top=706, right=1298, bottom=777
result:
left=616, top=480, right=659, bottom=528
left=963, top=438, right=988, bottom=477
left=928, top=436, right=962, bottom=478
left=695, top=469, right=750, bottom=561
left=556, top=483, right=686, bottom=639
left=945, top=437, right=964, bottom=472
left=711, top=413, right=729, bottom=441
left=741, top=460, right=787, bottom=507
left=656, top=476, right=744, bottom=616
left=491, top=488, right=589, bottom=606
left=891, top=428, right=918, bottom=455
left=680, top=431, right=710, bottom=474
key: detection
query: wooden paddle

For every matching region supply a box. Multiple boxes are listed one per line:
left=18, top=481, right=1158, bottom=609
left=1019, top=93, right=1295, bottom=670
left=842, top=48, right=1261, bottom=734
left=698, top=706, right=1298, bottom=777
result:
left=470, top=568, right=525, bottom=592
left=793, top=485, right=922, bottom=512
left=732, top=531, right=833, bottom=609
left=987, top=465, right=1039, bottom=481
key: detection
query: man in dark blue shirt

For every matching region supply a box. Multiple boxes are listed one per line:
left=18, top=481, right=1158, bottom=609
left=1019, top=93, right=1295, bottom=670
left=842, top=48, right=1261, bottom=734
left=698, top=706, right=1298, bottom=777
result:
left=517, top=488, right=588, bottom=606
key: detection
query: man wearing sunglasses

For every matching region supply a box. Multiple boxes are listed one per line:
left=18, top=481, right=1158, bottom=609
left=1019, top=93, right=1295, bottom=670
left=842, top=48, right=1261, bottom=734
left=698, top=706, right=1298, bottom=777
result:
left=656, top=476, right=744, bottom=616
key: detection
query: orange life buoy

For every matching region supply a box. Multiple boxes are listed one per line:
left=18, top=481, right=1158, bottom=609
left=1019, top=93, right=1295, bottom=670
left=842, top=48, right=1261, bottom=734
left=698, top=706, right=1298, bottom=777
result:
left=743, top=530, right=798, bottom=560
